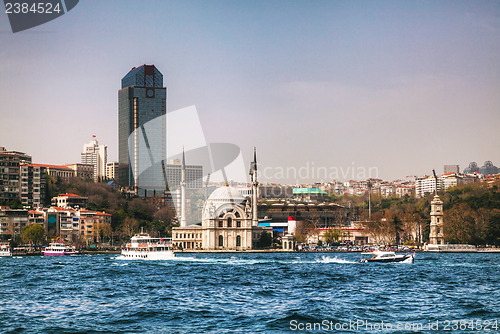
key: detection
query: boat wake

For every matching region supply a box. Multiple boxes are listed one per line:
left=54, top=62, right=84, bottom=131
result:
left=316, top=255, right=358, bottom=264
left=114, top=254, right=358, bottom=265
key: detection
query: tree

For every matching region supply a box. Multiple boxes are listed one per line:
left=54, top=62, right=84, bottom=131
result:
left=122, top=216, right=139, bottom=237
left=96, top=222, right=112, bottom=244
left=323, top=229, right=340, bottom=245
left=486, top=213, right=500, bottom=246
left=258, top=231, right=273, bottom=248
left=22, top=224, right=45, bottom=244
left=393, top=216, right=402, bottom=245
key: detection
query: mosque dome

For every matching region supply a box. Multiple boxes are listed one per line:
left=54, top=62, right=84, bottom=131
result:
left=202, top=186, right=246, bottom=220
left=207, top=186, right=245, bottom=204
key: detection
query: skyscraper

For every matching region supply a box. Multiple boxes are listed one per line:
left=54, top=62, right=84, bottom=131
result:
left=81, top=139, right=107, bottom=182
left=118, top=65, right=167, bottom=195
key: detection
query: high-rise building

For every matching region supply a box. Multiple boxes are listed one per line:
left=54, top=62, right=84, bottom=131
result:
left=81, top=139, right=107, bottom=182
left=165, top=162, right=203, bottom=189
left=20, top=163, right=46, bottom=208
left=0, top=147, right=32, bottom=204
left=118, top=64, right=167, bottom=196
left=106, top=162, right=119, bottom=180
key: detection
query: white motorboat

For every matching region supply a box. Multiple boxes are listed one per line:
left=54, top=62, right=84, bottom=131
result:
left=360, top=251, right=414, bottom=263
left=121, top=233, right=175, bottom=260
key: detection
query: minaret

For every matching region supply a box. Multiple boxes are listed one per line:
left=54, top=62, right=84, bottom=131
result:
left=250, top=147, right=258, bottom=226
left=429, top=195, right=444, bottom=245
left=180, top=148, right=187, bottom=227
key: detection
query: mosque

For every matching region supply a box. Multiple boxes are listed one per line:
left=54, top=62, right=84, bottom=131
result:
left=171, top=148, right=272, bottom=250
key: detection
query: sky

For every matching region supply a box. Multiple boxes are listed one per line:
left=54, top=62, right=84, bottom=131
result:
left=1, top=0, right=499, bottom=184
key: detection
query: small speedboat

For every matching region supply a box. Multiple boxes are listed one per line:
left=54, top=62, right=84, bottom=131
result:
left=360, top=251, right=414, bottom=263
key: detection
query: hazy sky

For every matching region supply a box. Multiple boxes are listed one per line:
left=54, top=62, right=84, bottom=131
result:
left=1, top=0, right=499, bottom=183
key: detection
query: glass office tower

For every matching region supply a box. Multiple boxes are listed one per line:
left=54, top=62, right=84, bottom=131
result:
left=118, top=65, right=167, bottom=196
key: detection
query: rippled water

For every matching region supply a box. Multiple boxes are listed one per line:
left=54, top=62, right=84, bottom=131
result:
left=0, top=252, right=499, bottom=333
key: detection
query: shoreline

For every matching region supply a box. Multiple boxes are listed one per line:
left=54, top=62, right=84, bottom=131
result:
left=175, top=249, right=500, bottom=254
left=8, top=248, right=500, bottom=256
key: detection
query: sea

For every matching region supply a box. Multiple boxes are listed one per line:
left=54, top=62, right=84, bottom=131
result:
left=0, top=252, right=499, bottom=333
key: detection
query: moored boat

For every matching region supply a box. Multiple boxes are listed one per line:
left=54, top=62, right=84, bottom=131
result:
left=0, top=242, right=11, bottom=257
left=360, top=251, right=414, bottom=263
left=121, top=233, right=175, bottom=260
left=43, top=238, right=76, bottom=256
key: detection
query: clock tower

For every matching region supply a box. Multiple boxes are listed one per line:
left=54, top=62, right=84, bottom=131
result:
left=429, top=195, right=444, bottom=245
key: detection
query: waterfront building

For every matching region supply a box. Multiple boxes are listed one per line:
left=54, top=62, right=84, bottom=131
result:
left=78, top=209, right=112, bottom=244
left=106, top=162, right=119, bottom=180
left=65, top=163, right=94, bottom=180
left=118, top=64, right=167, bottom=195
left=282, top=234, right=296, bottom=251
left=80, top=139, right=107, bottom=182
left=0, top=208, right=28, bottom=237
left=258, top=202, right=347, bottom=232
left=28, top=210, right=45, bottom=225
left=172, top=149, right=272, bottom=250
left=0, top=147, right=31, bottom=204
left=46, top=207, right=80, bottom=242
left=429, top=195, right=444, bottom=245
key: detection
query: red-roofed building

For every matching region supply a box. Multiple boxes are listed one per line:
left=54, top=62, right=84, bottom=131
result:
left=28, top=210, right=45, bottom=225
left=51, top=193, right=88, bottom=209
left=79, top=209, right=112, bottom=243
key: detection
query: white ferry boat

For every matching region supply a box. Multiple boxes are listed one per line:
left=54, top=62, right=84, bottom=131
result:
left=0, top=242, right=11, bottom=257
left=121, top=233, right=175, bottom=260
left=43, top=239, right=76, bottom=256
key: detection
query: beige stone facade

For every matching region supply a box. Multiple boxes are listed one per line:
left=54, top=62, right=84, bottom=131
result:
left=429, top=195, right=444, bottom=245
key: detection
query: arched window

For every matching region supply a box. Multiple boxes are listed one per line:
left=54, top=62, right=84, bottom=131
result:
left=227, top=217, right=232, bottom=227
left=218, top=235, right=223, bottom=247
left=235, top=211, right=240, bottom=218
left=236, top=235, right=241, bottom=247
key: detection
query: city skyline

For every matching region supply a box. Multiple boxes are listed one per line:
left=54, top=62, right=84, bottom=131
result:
left=1, top=1, right=499, bottom=183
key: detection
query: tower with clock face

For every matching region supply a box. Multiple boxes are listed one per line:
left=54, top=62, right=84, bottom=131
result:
left=429, top=195, right=444, bottom=245
left=118, top=64, right=167, bottom=196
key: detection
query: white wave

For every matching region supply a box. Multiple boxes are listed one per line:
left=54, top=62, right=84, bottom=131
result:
left=316, top=255, right=357, bottom=264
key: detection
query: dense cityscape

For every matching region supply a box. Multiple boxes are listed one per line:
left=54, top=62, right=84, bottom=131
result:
left=1, top=2, right=499, bottom=333
left=1, top=68, right=499, bottom=252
